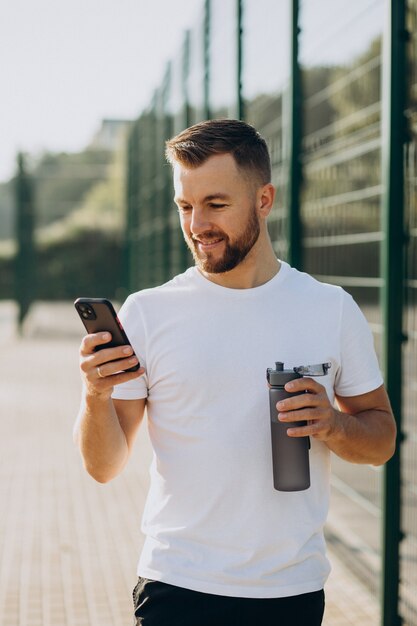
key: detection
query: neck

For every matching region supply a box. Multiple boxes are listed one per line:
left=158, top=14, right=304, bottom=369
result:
left=198, top=233, right=280, bottom=289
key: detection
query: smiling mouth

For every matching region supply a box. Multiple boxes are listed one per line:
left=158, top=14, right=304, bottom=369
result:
left=194, top=238, right=224, bottom=249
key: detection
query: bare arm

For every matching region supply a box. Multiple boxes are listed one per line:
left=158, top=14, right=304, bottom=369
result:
left=276, top=379, right=396, bottom=466
left=329, top=386, right=396, bottom=464
left=73, top=332, right=146, bottom=483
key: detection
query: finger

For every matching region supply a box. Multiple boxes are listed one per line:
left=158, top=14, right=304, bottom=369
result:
left=94, top=366, right=145, bottom=387
left=284, top=377, right=324, bottom=394
left=81, top=332, right=112, bottom=355
left=287, top=419, right=331, bottom=439
left=276, top=393, right=320, bottom=412
left=279, top=408, right=319, bottom=423
left=94, top=356, right=140, bottom=378
left=80, top=349, right=139, bottom=381
left=286, top=423, right=316, bottom=438
left=90, top=344, right=135, bottom=366
left=84, top=366, right=145, bottom=399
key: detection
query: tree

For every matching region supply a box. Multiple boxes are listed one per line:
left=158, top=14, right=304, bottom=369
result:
left=14, top=153, right=36, bottom=332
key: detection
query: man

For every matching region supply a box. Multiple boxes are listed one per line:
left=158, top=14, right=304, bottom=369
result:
left=74, top=119, right=396, bottom=625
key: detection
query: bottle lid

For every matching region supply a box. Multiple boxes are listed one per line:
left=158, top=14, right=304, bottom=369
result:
left=266, top=361, right=331, bottom=385
left=266, top=362, right=302, bottom=386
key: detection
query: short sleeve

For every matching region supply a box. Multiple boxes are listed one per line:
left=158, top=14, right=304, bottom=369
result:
left=111, top=295, right=148, bottom=401
left=334, top=291, right=384, bottom=397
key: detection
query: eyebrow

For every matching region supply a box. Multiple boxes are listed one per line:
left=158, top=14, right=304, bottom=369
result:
left=174, top=193, right=231, bottom=204
left=204, top=193, right=231, bottom=202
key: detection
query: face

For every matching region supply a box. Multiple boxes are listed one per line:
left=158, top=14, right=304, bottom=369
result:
left=173, top=154, right=262, bottom=274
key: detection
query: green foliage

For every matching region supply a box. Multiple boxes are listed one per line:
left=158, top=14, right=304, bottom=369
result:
left=0, top=140, right=128, bottom=303
left=1, top=144, right=121, bottom=243
left=300, top=35, right=383, bottom=288
left=0, top=229, right=125, bottom=301
left=35, top=147, right=126, bottom=248
left=0, top=181, right=14, bottom=240
left=36, top=230, right=125, bottom=300
left=302, top=65, right=337, bottom=136
left=34, top=149, right=113, bottom=226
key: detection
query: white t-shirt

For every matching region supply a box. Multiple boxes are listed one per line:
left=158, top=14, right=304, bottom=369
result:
left=112, top=261, right=383, bottom=598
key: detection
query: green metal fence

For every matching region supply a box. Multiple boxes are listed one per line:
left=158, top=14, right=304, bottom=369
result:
left=299, top=2, right=386, bottom=617
left=402, top=2, right=417, bottom=623
left=124, top=1, right=416, bottom=624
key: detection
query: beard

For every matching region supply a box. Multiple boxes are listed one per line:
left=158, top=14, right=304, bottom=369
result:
left=184, top=206, right=261, bottom=274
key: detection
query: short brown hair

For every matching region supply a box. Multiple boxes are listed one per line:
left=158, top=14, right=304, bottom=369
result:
left=165, top=119, right=271, bottom=185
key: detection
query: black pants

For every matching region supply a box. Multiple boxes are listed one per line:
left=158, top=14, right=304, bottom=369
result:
left=133, top=577, right=325, bottom=626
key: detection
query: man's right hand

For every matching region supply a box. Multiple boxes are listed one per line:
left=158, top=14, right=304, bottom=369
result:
left=79, top=332, right=144, bottom=400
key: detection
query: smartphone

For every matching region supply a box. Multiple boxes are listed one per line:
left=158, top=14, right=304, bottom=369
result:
left=74, top=297, right=140, bottom=372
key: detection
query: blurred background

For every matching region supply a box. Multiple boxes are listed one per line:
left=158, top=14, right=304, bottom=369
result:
left=0, top=1, right=416, bottom=625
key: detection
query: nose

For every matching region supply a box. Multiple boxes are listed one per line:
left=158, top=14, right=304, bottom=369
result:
left=189, top=207, right=211, bottom=236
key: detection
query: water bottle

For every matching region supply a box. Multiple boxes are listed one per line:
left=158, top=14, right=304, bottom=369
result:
left=266, top=361, right=330, bottom=492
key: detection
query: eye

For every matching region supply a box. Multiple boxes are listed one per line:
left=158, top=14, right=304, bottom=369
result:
left=208, top=203, right=227, bottom=209
left=177, top=205, right=192, bottom=214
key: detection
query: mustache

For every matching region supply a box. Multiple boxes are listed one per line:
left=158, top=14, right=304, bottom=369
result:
left=190, top=230, right=227, bottom=243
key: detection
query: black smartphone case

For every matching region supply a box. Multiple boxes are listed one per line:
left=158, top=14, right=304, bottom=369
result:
left=74, top=297, right=140, bottom=371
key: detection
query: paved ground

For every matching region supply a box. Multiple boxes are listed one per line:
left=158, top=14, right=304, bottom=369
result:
left=0, top=302, right=381, bottom=625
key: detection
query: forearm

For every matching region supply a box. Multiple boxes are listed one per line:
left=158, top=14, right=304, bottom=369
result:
left=325, top=408, right=396, bottom=465
left=74, top=393, right=129, bottom=483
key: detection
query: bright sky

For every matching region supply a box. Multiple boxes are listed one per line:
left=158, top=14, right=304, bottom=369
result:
left=0, top=0, right=201, bottom=182
left=0, top=0, right=384, bottom=185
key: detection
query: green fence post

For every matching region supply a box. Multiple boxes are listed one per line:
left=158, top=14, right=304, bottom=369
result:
left=183, top=29, right=191, bottom=129
left=287, top=0, right=302, bottom=270
left=180, top=30, right=193, bottom=272
left=237, top=0, right=244, bottom=121
left=380, top=0, right=407, bottom=624
left=162, top=64, right=173, bottom=283
left=204, top=0, right=211, bottom=120
left=124, top=125, right=138, bottom=294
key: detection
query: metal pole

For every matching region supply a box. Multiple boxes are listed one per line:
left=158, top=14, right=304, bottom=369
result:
left=204, top=0, right=211, bottom=120
left=181, top=30, right=192, bottom=272
left=287, top=0, right=303, bottom=270
left=380, top=0, right=407, bottom=624
left=124, top=127, right=136, bottom=293
left=237, top=0, right=244, bottom=121
left=183, top=30, right=191, bottom=129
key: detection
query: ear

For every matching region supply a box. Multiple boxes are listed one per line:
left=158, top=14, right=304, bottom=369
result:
left=257, top=183, right=276, bottom=217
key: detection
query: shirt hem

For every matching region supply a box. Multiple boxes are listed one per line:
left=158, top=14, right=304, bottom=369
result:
left=335, top=375, right=383, bottom=398
left=136, top=566, right=328, bottom=599
left=111, top=390, right=148, bottom=400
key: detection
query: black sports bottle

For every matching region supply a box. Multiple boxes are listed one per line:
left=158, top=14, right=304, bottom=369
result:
left=266, top=362, right=331, bottom=492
